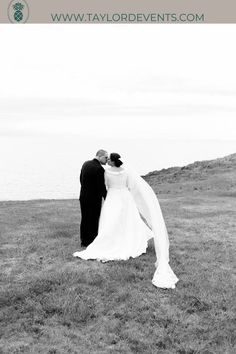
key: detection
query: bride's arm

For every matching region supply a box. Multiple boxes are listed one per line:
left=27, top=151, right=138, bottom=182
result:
left=126, top=170, right=130, bottom=190
left=104, top=171, right=109, bottom=190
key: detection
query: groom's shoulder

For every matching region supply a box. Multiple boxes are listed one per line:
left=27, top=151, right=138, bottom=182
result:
left=82, top=159, right=93, bottom=167
left=82, top=159, right=100, bottom=170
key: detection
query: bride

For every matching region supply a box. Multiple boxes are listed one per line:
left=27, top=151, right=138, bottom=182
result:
left=73, top=153, right=178, bottom=289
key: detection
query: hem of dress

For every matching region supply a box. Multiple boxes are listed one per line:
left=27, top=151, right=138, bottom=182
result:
left=73, top=242, right=148, bottom=263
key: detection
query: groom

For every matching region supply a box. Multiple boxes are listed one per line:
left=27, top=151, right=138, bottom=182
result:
left=79, top=149, right=108, bottom=247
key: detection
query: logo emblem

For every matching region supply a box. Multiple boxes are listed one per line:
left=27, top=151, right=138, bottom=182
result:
left=8, top=0, right=29, bottom=23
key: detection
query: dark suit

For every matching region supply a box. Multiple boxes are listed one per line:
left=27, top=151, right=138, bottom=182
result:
left=79, top=159, right=107, bottom=246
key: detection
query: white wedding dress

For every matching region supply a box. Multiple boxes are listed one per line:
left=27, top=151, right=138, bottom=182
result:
left=73, top=167, right=178, bottom=289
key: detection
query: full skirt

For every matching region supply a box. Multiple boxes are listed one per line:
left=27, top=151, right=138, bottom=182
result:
left=73, top=188, right=152, bottom=261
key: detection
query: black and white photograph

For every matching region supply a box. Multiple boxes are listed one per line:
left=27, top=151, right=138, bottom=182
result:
left=0, top=24, right=236, bottom=353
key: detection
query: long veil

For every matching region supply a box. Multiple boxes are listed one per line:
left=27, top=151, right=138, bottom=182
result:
left=127, top=167, right=178, bottom=289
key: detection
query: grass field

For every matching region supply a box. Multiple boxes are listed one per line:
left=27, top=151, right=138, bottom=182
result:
left=0, top=179, right=236, bottom=353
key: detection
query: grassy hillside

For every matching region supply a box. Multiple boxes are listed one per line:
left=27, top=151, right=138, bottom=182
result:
left=145, top=153, right=236, bottom=195
left=0, top=154, right=235, bottom=353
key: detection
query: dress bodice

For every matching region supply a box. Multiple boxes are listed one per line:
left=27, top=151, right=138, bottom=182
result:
left=105, top=169, right=128, bottom=189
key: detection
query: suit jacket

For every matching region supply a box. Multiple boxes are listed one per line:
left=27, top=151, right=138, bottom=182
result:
left=79, top=159, right=107, bottom=203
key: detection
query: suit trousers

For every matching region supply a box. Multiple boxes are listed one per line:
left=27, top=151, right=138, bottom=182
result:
left=80, top=199, right=102, bottom=247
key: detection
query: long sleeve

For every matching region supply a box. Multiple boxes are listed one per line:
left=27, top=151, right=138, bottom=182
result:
left=104, top=171, right=109, bottom=190
left=97, top=167, right=107, bottom=199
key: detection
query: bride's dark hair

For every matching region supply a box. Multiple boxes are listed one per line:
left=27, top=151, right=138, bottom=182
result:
left=110, top=153, right=123, bottom=167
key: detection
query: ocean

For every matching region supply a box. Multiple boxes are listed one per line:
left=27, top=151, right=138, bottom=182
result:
left=1, top=135, right=235, bottom=201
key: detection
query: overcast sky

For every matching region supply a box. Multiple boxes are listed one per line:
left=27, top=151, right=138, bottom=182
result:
left=1, top=24, right=236, bottom=140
